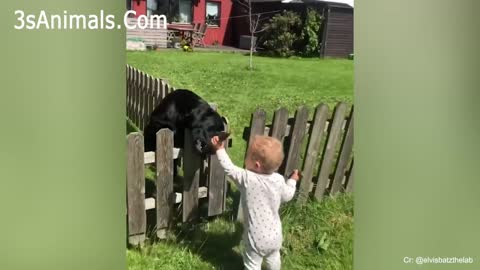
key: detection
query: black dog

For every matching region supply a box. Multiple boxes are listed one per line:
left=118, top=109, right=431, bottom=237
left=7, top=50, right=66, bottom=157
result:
left=144, top=89, right=228, bottom=156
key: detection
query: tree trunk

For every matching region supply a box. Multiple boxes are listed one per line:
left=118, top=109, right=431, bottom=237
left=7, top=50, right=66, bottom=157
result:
left=249, top=33, right=254, bottom=70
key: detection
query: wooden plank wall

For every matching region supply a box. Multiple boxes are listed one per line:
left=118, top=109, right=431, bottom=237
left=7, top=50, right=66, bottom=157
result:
left=322, top=6, right=354, bottom=58
left=126, top=17, right=168, bottom=48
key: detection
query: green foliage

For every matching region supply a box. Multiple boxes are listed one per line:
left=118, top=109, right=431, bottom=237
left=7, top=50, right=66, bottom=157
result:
left=127, top=243, right=214, bottom=270
left=261, top=8, right=324, bottom=57
left=260, top=11, right=303, bottom=57
left=281, top=194, right=354, bottom=269
left=300, top=8, right=323, bottom=56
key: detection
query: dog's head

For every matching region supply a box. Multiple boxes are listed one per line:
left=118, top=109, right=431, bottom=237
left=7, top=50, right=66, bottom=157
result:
left=193, top=116, right=229, bottom=155
left=193, top=131, right=229, bottom=155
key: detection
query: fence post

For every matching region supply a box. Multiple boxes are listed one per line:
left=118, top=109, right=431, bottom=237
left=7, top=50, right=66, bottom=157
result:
left=297, top=104, right=329, bottom=205
left=208, top=122, right=229, bottom=217
left=144, top=75, right=153, bottom=129
left=134, top=69, right=141, bottom=128
left=270, top=107, right=289, bottom=142
left=156, top=129, right=174, bottom=239
left=126, top=66, right=131, bottom=120
left=152, top=78, right=161, bottom=113
left=168, top=85, right=175, bottom=95
left=208, top=153, right=226, bottom=217
left=237, top=109, right=266, bottom=222
left=314, top=102, right=348, bottom=200
left=330, top=107, right=354, bottom=195
left=183, top=129, right=201, bottom=222
left=139, top=72, right=147, bottom=130
left=160, top=80, right=168, bottom=100
left=282, top=106, right=309, bottom=178
left=345, top=159, right=354, bottom=193
left=127, top=133, right=146, bottom=246
left=129, top=66, right=134, bottom=121
left=244, top=109, right=267, bottom=160
left=222, top=118, right=230, bottom=211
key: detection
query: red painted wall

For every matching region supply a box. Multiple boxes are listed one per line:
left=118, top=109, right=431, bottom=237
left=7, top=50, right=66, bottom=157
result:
left=131, top=0, right=146, bottom=18
left=193, top=0, right=233, bottom=45
left=130, top=0, right=233, bottom=45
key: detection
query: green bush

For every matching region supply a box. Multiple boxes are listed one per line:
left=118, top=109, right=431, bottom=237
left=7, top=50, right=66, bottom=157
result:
left=300, top=8, right=323, bottom=56
left=260, top=8, right=324, bottom=57
left=260, top=11, right=303, bottom=57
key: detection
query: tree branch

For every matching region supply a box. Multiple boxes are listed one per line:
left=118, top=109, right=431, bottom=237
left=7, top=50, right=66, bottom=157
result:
left=254, top=14, right=261, bottom=30
left=236, top=1, right=249, bottom=10
left=253, top=26, right=269, bottom=34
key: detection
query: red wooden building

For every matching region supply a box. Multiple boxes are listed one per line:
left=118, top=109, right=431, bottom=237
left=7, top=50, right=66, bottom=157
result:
left=128, top=0, right=234, bottom=46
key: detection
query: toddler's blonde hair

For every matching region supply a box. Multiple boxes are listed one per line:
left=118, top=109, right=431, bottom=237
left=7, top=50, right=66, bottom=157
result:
left=246, top=135, right=284, bottom=174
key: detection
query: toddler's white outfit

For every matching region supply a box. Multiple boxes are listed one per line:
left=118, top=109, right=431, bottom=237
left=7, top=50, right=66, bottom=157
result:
left=216, top=149, right=297, bottom=270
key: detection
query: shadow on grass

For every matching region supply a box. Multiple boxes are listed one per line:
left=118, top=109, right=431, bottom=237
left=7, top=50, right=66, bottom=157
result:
left=171, top=217, right=245, bottom=270
left=140, top=179, right=245, bottom=269
left=171, top=182, right=244, bottom=269
left=241, top=50, right=323, bottom=60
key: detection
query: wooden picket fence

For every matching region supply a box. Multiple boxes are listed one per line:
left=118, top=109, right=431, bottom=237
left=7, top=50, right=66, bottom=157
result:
left=126, top=66, right=231, bottom=246
left=127, top=128, right=229, bottom=246
left=126, top=65, right=176, bottom=131
left=125, top=66, right=353, bottom=241
left=242, top=102, right=354, bottom=208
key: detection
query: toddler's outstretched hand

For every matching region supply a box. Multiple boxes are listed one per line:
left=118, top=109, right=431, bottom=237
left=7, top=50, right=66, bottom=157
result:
left=289, top=169, right=301, bottom=181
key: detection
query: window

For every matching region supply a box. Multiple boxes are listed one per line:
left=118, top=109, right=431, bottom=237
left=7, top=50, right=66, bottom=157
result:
left=206, top=2, right=220, bottom=26
left=147, top=0, right=158, bottom=17
left=154, top=0, right=192, bottom=23
left=179, top=0, right=192, bottom=23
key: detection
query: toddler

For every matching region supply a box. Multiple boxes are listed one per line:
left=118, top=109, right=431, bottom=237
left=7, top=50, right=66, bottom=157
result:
left=211, top=135, right=300, bottom=270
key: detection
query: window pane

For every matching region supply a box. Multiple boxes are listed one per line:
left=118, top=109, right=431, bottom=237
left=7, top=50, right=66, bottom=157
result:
left=179, top=0, right=192, bottom=23
left=147, top=0, right=158, bottom=11
left=206, top=2, right=220, bottom=26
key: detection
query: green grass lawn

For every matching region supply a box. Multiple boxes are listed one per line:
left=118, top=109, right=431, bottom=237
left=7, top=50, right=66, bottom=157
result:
left=126, top=51, right=354, bottom=269
left=128, top=194, right=353, bottom=270
left=127, top=51, right=353, bottom=165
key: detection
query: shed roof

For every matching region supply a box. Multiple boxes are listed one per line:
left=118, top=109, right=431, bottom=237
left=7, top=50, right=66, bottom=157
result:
left=250, top=0, right=354, bottom=8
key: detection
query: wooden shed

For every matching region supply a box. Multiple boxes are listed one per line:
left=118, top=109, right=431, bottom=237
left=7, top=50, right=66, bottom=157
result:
left=233, top=0, right=354, bottom=58
left=320, top=2, right=354, bottom=58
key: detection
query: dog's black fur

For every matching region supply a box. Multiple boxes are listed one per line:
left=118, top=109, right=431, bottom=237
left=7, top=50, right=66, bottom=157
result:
left=144, top=89, right=227, bottom=155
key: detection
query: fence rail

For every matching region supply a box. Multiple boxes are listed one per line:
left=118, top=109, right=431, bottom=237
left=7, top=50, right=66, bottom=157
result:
left=126, top=128, right=229, bottom=246
left=243, top=102, right=354, bottom=207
